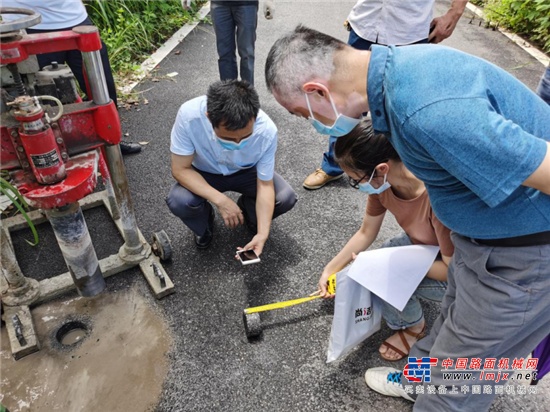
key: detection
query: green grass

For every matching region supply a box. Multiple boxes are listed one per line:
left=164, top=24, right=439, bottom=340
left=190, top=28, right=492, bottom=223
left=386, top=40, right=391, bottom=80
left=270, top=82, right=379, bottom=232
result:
left=0, top=175, right=39, bottom=246
left=471, top=0, right=550, bottom=53
left=85, top=0, right=206, bottom=77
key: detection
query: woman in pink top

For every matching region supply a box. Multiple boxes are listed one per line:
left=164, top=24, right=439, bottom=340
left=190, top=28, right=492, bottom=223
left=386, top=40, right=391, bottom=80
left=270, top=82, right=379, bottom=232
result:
left=318, top=118, right=454, bottom=361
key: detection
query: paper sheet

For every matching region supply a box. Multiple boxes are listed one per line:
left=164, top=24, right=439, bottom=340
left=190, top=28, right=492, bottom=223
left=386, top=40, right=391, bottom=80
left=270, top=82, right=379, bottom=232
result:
left=347, top=245, right=440, bottom=311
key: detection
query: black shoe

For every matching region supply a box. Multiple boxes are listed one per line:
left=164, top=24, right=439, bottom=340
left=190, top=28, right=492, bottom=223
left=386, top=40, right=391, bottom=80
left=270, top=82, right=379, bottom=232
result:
left=237, top=196, right=257, bottom=234
left=194, top=205, right=214, bottom=249
left=120, top=141, right=142, bottom=155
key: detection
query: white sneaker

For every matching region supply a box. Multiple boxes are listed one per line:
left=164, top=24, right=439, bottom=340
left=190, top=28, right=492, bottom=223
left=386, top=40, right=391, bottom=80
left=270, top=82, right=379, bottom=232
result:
left=365, top=367, right=415, bottom=402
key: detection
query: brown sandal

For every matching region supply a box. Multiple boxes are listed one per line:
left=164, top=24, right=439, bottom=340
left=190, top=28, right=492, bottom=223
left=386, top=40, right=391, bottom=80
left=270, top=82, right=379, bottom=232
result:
left=379, top=324, right=427, bottom=362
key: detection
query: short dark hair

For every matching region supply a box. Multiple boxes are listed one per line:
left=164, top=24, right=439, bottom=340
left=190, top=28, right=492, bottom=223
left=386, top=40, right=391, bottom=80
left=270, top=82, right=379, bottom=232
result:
left=206, top=80, right=260, bottom=130
left=334, top=118, right=400, bottom=175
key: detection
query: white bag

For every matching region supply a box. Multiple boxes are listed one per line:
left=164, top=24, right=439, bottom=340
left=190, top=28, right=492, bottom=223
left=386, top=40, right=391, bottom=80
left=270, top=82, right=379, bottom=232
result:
left=326, top=266, right=381, bottom=363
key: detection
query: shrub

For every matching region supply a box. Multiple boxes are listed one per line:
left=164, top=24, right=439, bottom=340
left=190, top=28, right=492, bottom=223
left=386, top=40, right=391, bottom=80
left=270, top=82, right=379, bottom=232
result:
left=483, top=0, right=550, bottom=53
left=85, top=0, right=205, bottom=75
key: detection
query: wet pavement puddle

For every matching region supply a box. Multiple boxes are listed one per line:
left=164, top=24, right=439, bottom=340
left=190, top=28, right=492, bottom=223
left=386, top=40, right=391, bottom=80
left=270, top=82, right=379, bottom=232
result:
left=1, top=285, right=172, bottom=412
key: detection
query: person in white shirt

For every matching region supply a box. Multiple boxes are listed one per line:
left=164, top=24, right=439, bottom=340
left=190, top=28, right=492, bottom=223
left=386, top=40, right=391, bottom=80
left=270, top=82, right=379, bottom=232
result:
left=166, top=80, right=297, bottom=251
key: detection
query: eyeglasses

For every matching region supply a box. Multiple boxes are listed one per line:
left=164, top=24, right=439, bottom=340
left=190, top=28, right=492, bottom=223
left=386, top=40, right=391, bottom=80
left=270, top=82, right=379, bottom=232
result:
left=348, top=170, right=375, bottom=189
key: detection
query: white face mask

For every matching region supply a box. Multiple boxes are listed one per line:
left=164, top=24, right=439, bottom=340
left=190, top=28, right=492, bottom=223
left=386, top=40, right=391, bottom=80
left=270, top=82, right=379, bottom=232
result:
left=358, top=170, right=391, bottom=195
left=214, top=127, right=252, bottom=151
left=216, top=135, right=250, bottom=151
left=304, top=91, right=361, bottom=137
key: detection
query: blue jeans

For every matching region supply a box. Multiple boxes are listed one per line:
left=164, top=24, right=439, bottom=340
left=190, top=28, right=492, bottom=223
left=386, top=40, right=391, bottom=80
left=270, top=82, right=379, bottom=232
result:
left=536, top=64, right=550, bottom=105
left=321, top=28, right=428, bottom=175
left=210, top=2, right=258, bottom=85
left=165, top=167, right=297, bottom=236
left=375, top=233, right=447, bottom=330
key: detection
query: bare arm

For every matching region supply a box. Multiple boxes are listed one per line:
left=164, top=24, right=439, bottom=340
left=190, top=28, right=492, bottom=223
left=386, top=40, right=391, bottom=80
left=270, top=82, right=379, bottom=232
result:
left=240, top=178, right=274, bottom=256
left=318, top=211, right=386, bottom=297
left=426, top=254, right=451, bottom=282
left=429, top=0, right=468, bottom=43
left=522, top=141, right=550, bottom=195
left=170, top=153, right=244, bottom=228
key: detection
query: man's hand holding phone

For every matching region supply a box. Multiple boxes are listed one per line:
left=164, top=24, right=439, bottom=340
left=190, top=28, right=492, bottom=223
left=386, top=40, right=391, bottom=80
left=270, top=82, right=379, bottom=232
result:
left=235, top=232, right=267, bottom=264
left=236, top=248, right=261, bottom=265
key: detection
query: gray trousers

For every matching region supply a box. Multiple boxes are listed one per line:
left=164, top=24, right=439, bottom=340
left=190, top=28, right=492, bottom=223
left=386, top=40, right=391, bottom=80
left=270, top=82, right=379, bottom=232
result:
left=165, top=167, right=297, bottom=236
left=407, top=233, right=550, bottom=411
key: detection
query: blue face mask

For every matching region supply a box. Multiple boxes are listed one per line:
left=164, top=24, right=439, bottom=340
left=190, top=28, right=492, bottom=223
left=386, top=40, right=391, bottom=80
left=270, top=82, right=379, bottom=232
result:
left=216, top=135, right=250, bottom=151
left=304, top=92, right=361, bottom=137
left=358, top=170, right=391, bottom=195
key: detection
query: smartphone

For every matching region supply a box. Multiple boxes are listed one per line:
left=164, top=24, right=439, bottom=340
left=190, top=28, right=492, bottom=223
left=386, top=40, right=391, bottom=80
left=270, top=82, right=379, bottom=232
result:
left=237, top=249, right=261, bottom=265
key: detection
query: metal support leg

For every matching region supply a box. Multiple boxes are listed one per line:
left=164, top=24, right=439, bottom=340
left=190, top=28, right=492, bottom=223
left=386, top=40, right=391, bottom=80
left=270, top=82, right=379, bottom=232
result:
left=103, top=144, right=148, bottom=261
left=80, top=31, right=146, bottom=260
left=98, top=149, right=120, bottom=220
left=1, top=227, right=41, bottom=359
left=44, top=202, right=105, bottom=297
left=0, top=227, right=40, bottom=306
left=79, top=29, right=111, bottom=106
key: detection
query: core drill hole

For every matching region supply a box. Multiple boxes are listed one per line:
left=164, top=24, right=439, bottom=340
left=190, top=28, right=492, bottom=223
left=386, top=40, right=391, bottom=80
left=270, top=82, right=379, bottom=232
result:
left=56, top=321, right=88, bottom=346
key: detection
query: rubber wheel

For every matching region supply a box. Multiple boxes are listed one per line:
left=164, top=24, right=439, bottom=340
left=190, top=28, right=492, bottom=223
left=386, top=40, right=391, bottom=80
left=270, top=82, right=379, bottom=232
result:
left=152, top=230, right=172, bottom=262
left=243, top=312, right=262, bottom=338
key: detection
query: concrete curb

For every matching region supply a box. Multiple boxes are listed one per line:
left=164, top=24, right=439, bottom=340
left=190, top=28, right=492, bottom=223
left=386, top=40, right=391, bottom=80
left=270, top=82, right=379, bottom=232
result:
left=466, top=2, right=549, bottom=67
left=120, top=2, right=211, bottom=95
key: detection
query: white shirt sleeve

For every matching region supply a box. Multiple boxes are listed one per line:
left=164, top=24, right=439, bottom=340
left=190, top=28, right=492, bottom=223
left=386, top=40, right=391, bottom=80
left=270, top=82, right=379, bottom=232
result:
left=170, top=106, right=195, bottom=156
left=255, top=123, right=277, bottom=181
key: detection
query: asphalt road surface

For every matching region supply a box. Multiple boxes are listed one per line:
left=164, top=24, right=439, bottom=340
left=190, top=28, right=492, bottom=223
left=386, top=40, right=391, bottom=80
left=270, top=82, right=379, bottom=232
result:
left=8, top=1, right=549, bottom=411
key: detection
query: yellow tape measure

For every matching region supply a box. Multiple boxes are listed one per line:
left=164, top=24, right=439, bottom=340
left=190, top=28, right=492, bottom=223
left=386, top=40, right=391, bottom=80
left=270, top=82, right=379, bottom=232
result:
left=243, top=273, right=337, bottom=314
left=326, top=273, right=336, bottom=295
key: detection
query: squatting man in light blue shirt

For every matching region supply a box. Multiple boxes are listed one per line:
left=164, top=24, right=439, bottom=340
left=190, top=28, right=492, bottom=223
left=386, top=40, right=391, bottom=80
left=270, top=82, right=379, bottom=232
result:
left=265, top=25, right=550, bottom=412
left=166, top=80, right=297, bottom=254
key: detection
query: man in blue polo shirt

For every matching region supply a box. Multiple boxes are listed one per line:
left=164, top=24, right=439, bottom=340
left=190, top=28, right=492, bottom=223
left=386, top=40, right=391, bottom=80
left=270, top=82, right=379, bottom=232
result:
left=265, top=26, right=550, bottom=411
left=166, top=80, right=297, bottom=253
left=303, top=0, right=467, bottom=191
